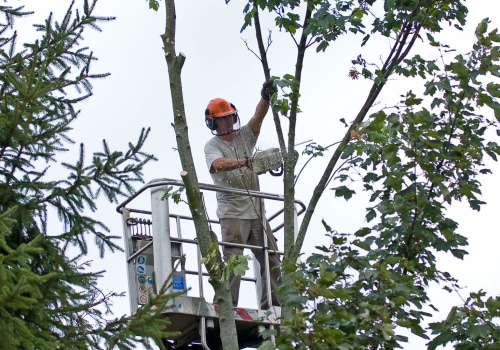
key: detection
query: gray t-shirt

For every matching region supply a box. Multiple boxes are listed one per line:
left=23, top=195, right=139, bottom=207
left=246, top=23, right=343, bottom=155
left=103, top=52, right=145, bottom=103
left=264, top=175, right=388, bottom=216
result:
left=204, top=125, right=261, bottom=219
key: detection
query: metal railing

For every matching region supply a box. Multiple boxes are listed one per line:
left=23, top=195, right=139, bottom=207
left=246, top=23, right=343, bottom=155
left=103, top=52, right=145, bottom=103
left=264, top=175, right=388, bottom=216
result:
left=117, top=178, right=306, bottom=311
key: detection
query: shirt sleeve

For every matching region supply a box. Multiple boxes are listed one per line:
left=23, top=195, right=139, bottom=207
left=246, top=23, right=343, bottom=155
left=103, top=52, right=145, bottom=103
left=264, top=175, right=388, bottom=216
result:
left=204, top=139, right=223, bottom=172
left=240, top=124, right=258, bottom=150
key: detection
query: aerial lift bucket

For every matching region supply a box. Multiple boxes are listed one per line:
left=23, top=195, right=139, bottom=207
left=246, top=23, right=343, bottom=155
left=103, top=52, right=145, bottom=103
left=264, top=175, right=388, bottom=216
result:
left=117, top=179, right=305, bottom=349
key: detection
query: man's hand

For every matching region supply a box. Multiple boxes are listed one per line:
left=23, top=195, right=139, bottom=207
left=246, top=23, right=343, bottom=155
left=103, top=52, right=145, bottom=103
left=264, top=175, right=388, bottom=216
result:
left=261, top=78, right=277, bottom=102
left=244, top=156, right=254, bottom=171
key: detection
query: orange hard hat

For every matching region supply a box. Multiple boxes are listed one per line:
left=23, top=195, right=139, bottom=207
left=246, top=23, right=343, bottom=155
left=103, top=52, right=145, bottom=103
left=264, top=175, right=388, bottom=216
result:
left=205, top=98, right=237, bottom=119
left=205, top=98, right=238, bottom=131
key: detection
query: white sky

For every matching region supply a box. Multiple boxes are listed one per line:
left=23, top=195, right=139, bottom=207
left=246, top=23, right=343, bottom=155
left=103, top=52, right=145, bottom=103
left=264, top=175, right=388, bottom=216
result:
left=14, top=0, right=500, bottom=349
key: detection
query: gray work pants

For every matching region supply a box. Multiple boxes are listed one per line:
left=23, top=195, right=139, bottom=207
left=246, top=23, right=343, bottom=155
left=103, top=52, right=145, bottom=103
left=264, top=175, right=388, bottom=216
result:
left=219, top=218, right=281, bottom=309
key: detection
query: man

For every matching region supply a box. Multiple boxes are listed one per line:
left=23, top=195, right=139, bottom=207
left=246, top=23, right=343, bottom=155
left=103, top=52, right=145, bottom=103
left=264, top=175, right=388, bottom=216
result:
left=204, top=80, right=280, bottom=310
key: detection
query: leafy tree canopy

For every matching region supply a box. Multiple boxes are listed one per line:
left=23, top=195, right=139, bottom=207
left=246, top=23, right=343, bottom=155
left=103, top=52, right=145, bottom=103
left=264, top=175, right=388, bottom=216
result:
left=230, top=1, right=500, bottom=348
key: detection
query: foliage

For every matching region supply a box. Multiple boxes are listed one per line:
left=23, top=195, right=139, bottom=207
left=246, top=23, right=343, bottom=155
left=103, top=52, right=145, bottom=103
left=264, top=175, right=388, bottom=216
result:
left=161, top=185, right=185, bottom=204
left=278, top=233, right=500, bottom=350
left=428, top=291, right=500, bottom=349
left=200, top=242, right=251, bottom=280
left=0, top=1, right=174, bottom=349
left=335, top=14, right=500, bottom=275
left=232, top=0, right=500, bottom=349
left=277, top=15, right=500, bottom=348
left=278, top=230, right=423, bottom=350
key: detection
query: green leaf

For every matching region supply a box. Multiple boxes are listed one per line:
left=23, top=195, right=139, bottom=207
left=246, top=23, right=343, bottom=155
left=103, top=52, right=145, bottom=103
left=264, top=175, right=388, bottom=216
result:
left=450, top=249, right=468, bottom=259
left=379, top=323, right=395, bottom=340
left=321, top=219, right=332, bottom=233
left=487, top=82, right=500, bottom=98
left=469, top=324, right=490, bottom=338
left=405, top=93, right=423, bottom=106
left=448, top=61, right=469, bottom=76
left=391, top=295, right=407, bottom=304
left=352, top=9, right=364, bottom=20
left=332, top=185, right=356, bottom=200
left=366, top=208, right=377, bottom=222
left=426, top=33, right=439, bottom=47
left=259, top=340, right=276, bottom=350
left=435, top=78, right=452, bottom=91
left=227, top=254, right=250, bottom=277
left=361, top=34, right=370, bottom=46
left=384, top=0, right=395, bottom=12
left=354, top=227, right=371, bottom=237
left=148, top=0, right=159, bottom=11
left=363, top=172, right=379, bottom=183
left=341, top=143, right=355, bottom=159
left=316, top=41, right=329, bottom=52
left=352, top=239, right=370, bottom=250
left=475, top=18, right=489, bottom=39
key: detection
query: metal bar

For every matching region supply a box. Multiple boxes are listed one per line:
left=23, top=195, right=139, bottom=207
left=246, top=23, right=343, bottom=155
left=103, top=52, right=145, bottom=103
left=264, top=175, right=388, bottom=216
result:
left=182, top=269, right=256, bottom=283
left=116, top=178, right=306, bottom=216
left=121, top=207, right=220, bottom=225
left=121, top=210, right=139, bottom=314
left=200, top=317, right=210, bottom=350
left=263, top=239, right=273, bottom=311
left=197, top=245, right=204, bottom=299
left=175, top=215, right=186, bottom=270
left=136, top=234, right=285, bottom=255
left=127, top=240, right=153, bottom=263
left=166, top=236, right=284, bottom=254
left=150, top=185, right=173, bottom=296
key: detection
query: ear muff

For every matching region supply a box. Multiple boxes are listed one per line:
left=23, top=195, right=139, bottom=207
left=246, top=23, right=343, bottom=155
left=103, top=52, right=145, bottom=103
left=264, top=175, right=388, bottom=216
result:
left=205, top=108, right=218, bottom=130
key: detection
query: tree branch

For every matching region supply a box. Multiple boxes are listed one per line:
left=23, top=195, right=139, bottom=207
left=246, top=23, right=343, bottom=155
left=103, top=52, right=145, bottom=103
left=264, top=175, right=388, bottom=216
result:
left=295, top=14, right=424, bottom=256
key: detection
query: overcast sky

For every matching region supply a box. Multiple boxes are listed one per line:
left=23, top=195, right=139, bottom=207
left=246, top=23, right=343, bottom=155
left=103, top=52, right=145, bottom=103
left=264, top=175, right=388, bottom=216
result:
left=16, top=1, right=500, bottom=349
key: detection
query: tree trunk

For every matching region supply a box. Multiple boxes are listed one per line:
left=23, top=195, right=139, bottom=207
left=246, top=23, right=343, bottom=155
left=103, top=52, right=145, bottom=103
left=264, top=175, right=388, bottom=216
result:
left=162, top=1, right=239, bottom=349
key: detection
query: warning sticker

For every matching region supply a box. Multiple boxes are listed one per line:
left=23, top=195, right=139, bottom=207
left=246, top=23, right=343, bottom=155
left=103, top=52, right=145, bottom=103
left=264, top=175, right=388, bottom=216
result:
left=137, top=255, right=146, bottom=265
left=172, top=275, right=185, bottom=290
left=139, top=294, right=148, bottom=304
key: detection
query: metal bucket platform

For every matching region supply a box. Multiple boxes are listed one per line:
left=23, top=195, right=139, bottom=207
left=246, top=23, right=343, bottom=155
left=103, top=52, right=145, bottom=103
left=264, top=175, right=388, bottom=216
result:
left=116, top=179, right=304, bottom=349
left=162, top=296, right=280, bottom=349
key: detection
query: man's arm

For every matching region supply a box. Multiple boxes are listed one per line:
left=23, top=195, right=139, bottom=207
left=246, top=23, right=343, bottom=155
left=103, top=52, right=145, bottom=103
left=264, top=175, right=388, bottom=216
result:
left=205, top=140, right=253, bottom=173
left=247, top=98, right=270, bottom=137
left=248, top=79, right=277, bottom=136
left=210, top=157, right=253, bottom=173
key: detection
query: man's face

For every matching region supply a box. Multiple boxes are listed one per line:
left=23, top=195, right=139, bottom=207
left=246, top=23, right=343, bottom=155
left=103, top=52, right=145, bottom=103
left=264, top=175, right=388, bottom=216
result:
left=216, top=114, right=235, bottom=134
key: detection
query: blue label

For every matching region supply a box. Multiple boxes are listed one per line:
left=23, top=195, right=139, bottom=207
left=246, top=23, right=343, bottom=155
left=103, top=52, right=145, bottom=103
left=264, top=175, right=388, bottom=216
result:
left=147, top=276, right=154, bottom=285
left=136, top=265, right=145, bottom=274
left=137, top=255, right=146, bottom=265
left=172, top=275, right=185, bottom=290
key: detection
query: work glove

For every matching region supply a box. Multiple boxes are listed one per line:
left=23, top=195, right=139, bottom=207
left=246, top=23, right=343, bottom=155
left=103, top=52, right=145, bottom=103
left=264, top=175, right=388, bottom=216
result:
left=261, top=78, right=277, bottom=102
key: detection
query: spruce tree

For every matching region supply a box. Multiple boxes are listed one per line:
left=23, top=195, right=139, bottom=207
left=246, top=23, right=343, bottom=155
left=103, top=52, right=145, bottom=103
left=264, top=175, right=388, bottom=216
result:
left=0, top=1, right=173, bottom=349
